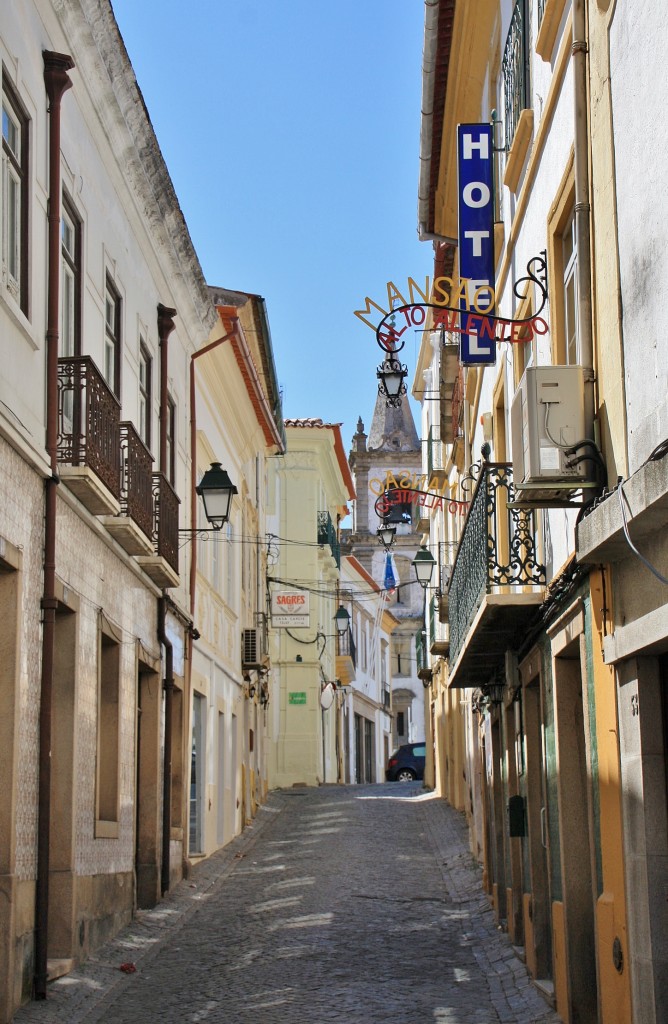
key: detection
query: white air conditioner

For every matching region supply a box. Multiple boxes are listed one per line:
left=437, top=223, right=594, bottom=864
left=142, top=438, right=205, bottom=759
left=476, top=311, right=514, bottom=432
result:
left=242, top=627, right=266, bottom=669
left=510, top=365, right=593, bottom=502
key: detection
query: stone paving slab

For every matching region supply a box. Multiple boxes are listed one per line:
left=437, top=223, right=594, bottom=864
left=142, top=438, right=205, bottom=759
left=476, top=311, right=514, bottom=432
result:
left=13, top=785, right=563, bottom=1024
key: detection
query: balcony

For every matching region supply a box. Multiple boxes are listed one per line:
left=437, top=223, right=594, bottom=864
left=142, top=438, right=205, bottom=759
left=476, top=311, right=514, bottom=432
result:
left=502, top=0, right=530, bottom=154
left=57, top=356, right=121, bottom=515
left=336, top=627, right=356, bottom=686
left=317, top=511, right=340, bottom=568
left=435, top=542, right=454, bottom=622
left=439, top=340, right=462, bottom=446
left=502, top=0, right=533, bottom=191
left=429, top=594, right=450, bottom=658
left=427, top=426, right=447, bottom=488
left=448, top=463, right=546, bottom=687
left=135, top=472, right=180, bottom=588
left=100, top=423, right=154, bottom=556
left=415, top=629, right=431, bottom=682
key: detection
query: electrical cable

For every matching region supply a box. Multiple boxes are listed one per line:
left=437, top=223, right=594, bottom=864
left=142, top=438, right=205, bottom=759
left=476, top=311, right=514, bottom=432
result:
left=617, top=481, right=668, bottom=585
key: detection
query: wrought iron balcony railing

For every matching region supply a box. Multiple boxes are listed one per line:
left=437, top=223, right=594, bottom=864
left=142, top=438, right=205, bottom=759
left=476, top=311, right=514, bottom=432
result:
left=152, top=471, right=179, bottom=573
left=119, top=422, right=154, bottom=539
left=448, top=463, right=545, bottom=666
left=430, top=594, right=450, bottom=656
left=451, top=367, right=464, bottom=443
left=503, top=0, right=530, bottom=152
left=427, top=425, right=444, bottom=477
left=413, top=630, right=430, bottom=679
left=317, top=511, right=340, bottom=568
left=336, top=626, right=356, bottom=668
left=57, top=355, right=121, bottom=499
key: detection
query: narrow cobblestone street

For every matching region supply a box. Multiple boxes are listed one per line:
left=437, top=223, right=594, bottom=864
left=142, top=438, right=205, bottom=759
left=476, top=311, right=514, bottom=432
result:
left=14, top=786, right=562, bottom=1024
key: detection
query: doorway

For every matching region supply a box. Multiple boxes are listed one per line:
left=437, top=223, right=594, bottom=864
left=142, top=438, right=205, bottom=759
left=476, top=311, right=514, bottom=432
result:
left=523, top=672, right=553, bottom=984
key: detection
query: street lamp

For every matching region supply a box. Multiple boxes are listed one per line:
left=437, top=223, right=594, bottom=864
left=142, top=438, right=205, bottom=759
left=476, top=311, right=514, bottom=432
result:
left=376, top=355, right=408, bottom=408
left=376, top=523, right=396, bottom=550
left=334, top=605, right=350, bottom=635
left=412, top=543, right=436, bottom=589
left=181, top=461, right=238, bottom=533
left=485, top=680, right=505, bottom=706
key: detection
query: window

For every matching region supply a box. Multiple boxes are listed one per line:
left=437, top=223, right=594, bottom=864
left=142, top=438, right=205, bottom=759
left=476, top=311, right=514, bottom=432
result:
left=502, top=0, right=530, bottom=152
left=138, top=340, right=152, bottom=449
left=189, top=693, right=205, bottom=855
left=96, top=631, right=120, bottom=834
left=225, top=521, right=234, bottom=604
left=562, top=212, right=578, bottom=364
left=2, top=79, right=28, bottom=312
left=104, top=275, right=121, bottom=395
left=166, top=394, right=176, bottom=484
left=211, top=529, right=221, bottom=591
left=61, top=197, right=81, bottom=357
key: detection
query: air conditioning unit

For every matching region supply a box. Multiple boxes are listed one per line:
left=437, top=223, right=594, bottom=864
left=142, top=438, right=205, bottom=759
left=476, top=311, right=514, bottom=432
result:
left=242, top=627, right=266, bottom=669
left=510, top=365, right=593, bottom=503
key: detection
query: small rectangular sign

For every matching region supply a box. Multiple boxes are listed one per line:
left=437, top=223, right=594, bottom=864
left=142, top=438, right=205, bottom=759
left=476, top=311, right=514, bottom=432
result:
left=457, top=123, right=496, bottom=366
left=288, top=692, right=307, bottom=705
left=271, top=590, right=310, bottom=627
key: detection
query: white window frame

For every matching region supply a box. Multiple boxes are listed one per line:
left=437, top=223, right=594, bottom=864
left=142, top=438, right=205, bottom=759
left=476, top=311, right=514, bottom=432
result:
left=562, top=211, right=578, bottom=365
left=2, top=81, right=28, bottom=311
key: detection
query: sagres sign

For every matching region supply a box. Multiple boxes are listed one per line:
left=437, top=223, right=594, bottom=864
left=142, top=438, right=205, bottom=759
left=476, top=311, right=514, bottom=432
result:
left=271, top=590, right=310, bottom=628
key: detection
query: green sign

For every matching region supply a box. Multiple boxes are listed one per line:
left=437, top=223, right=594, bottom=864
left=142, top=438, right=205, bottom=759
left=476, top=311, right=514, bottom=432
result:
left=288, top=692, right=307, bottom=705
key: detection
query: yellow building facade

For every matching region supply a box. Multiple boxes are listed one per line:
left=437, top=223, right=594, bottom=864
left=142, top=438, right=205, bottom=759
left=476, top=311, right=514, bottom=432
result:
left=411, top=1, right=667, bottom=1022
left=267, top=421, right=355, bottom=789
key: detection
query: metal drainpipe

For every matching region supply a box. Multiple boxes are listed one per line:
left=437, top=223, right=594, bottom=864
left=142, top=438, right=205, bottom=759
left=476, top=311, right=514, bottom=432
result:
left=158, top=596, right=173, bottom=895
left=35, top=51, right=74, bottom=1001
left=572, top=0, right=595, bottom=432
left=157, top=304, right=176, bottom=895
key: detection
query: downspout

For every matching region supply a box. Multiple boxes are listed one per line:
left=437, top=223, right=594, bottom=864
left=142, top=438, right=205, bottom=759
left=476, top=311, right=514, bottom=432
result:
left=418, top=0, right=442, bottom=240
left=158, top=596, right=173, bottom=895
left=188, top=325, right=237, bottom=617
left=573, top=0, right=595, bottom=433
left=35, top=51, right=74, bottom=1001
left=157, top=304, right=176, bottom=895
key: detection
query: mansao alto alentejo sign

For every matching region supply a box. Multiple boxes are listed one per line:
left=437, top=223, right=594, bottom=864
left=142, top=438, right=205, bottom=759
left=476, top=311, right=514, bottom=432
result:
left=354, top=252, right=548, bottom=355
left=373, top=471, right=469, bottom=517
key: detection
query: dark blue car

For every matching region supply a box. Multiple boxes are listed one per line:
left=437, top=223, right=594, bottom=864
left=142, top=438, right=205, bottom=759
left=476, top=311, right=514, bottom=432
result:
left=386, top=742, right=426, bottom=782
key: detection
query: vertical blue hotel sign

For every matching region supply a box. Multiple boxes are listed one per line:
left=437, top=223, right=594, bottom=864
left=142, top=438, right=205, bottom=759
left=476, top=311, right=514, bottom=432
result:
left=457, top=124, right=495, bottom=365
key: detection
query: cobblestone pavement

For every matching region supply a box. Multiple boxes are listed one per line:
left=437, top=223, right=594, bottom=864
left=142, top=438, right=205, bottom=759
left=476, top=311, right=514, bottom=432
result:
left=14, top=784, right=562, bottom=1024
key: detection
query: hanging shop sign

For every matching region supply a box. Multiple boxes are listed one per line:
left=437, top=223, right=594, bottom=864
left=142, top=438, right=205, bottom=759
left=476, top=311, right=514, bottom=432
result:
left=271, top=590, right=310, bottom=628
left=354, top=257, right=548, bottom=356
left=374, top=487, right=468, bottom=518
left=369, top=470, right=464, bottom=496
left=457, top=123, right=496, bottom=365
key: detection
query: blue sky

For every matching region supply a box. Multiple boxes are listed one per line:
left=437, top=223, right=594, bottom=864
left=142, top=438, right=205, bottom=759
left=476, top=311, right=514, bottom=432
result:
left=112, top=0, right=430, bottom=452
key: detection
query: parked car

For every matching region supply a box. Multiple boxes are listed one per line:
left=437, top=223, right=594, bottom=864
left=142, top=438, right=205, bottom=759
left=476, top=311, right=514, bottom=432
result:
left=386, top=742, right=426, bottom=782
